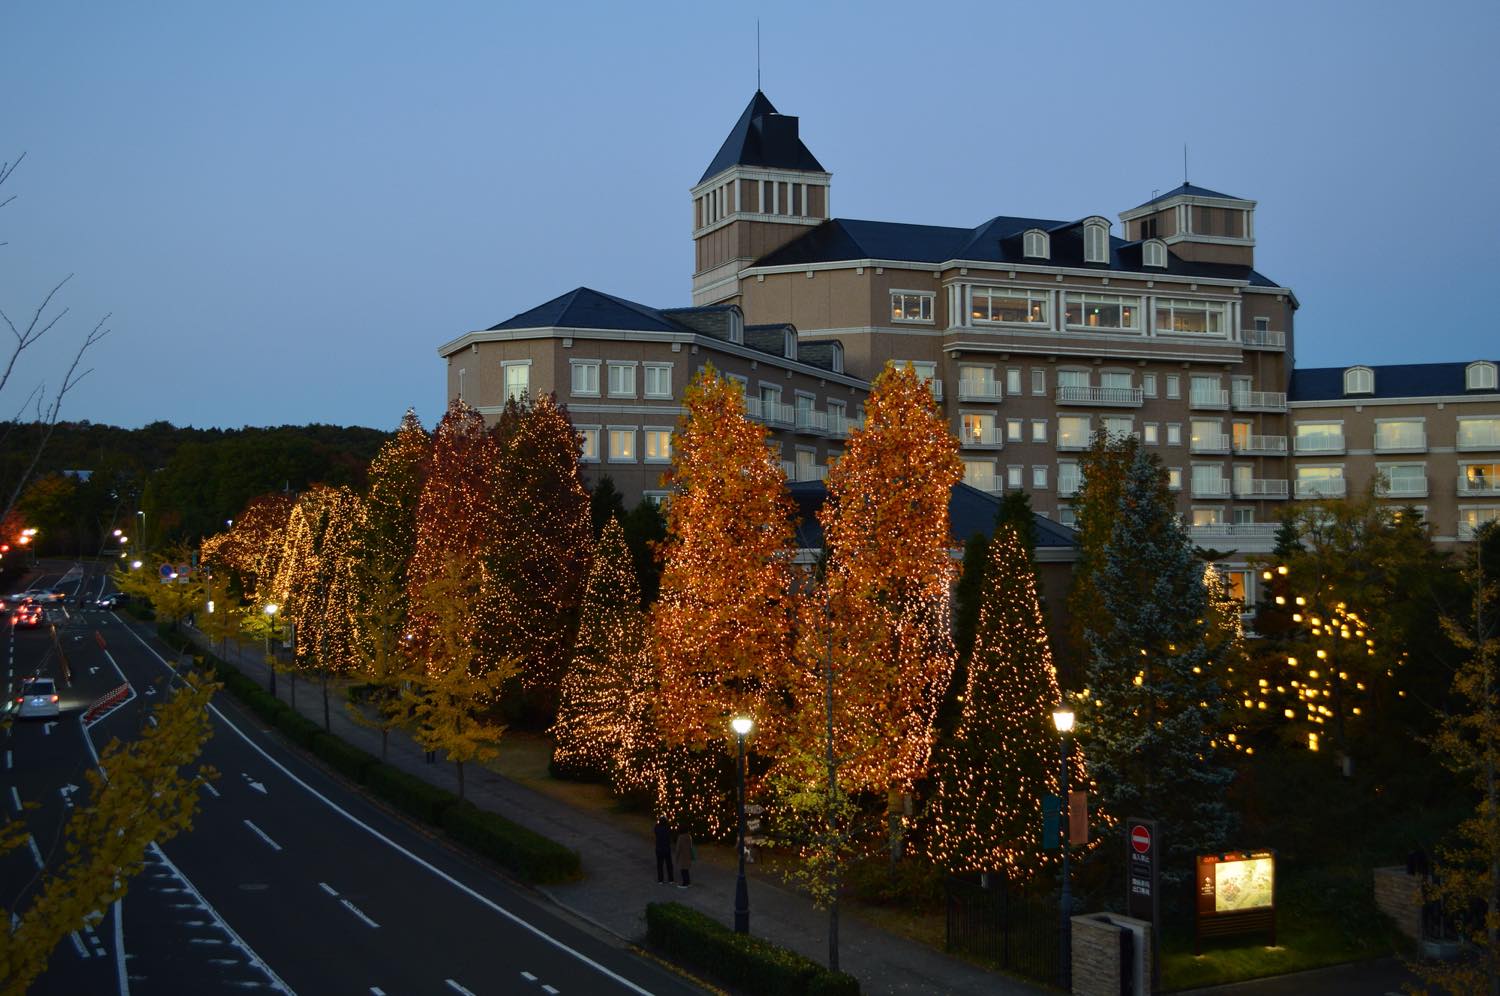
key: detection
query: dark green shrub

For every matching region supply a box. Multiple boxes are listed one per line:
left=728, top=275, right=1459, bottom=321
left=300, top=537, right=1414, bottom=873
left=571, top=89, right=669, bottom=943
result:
left=311, top=733, right=379, bottom=784
left=239, top=687, right=290, bottom=725
left=644, top=902, right=857, bottom=996
left=365, top=763, right=460, bottom=824
left=273, top=708, right=324, bottom=749
left=440, top=801, right=581, bottom=884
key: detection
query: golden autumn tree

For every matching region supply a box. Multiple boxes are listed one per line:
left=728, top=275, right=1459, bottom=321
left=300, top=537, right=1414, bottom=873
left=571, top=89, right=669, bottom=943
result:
left=551, top=517, right=648, bottom=780
left=813, top=361, right=961, bottom=861
left=652, top=366, right=800, bottom=834
left=307, top=486, right=365, bottom=731
left=199, top=492, right=294, bottom=603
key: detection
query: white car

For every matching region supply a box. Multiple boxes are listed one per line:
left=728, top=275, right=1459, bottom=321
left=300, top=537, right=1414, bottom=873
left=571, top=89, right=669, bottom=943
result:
left=16, top=678, right=60, bottom=718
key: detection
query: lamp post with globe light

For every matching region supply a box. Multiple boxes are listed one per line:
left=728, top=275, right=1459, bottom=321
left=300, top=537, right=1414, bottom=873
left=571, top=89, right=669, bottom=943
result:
left=731, top=714, right=754, bottom=934
left=1053, top=706, right=1075, bottom=990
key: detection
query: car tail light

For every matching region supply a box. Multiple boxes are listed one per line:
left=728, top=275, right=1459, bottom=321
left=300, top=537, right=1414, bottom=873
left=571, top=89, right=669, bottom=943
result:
left=50, top=695, right=59, bottom=703
left=12, top=697, right=20, bottom=704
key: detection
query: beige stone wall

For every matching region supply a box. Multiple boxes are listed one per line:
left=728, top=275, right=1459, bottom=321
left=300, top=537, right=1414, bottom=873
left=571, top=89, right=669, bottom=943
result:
left=1071, top=914, right=1153, bottom=996
left=1372, top=866, right=1424, bottom=942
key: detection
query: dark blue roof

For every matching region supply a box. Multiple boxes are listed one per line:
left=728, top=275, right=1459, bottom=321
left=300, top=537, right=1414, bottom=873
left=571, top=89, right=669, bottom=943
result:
left=756, top=217, right=1282, bottom=286
left=787, top=481, right=1077, bottom=551
left=699, top=91, right=825, bottom=184
left=1129, top=183, right=1243, bottom=209
left=487, top=287, right=685, bottom=333
left=1291, top=361, right=1500, bottom=402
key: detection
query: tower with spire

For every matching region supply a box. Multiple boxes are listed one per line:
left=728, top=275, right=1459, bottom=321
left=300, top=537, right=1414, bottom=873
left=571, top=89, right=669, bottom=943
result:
left=690, top=92, right=831, bottom=306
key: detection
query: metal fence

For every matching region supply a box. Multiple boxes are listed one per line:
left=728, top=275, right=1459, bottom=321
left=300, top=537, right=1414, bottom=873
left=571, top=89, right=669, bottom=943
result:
left=944, top=874, right=1058, bottom=984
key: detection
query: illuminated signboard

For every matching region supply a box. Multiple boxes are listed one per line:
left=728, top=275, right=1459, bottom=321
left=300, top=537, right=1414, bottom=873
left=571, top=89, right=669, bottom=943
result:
left=1195, top=850, right=1277, bottom=950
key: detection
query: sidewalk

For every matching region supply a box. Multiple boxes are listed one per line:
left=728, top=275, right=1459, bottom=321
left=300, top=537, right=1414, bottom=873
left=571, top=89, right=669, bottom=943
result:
left=184, top=628, right=1045, bottom=996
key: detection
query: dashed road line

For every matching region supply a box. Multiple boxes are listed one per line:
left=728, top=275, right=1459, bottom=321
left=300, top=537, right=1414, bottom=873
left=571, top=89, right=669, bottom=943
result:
left=70, top=931, right=89, bottom=958
left=202, top=781, right=220, bottom=798
left=319, top=882, right=339, bottom=897
left=26, top=835, right=43, bottom=869
left=445, top=981, right=476, bottom=996
left=522, top=971, right=537, bottom=981
left=10, top=786, right=20, bottom=811
left=243, top=819, right=282, bottom=852
left=339, top=898, right=380, bottom=929
left=543, top=986, right=559, bottom=995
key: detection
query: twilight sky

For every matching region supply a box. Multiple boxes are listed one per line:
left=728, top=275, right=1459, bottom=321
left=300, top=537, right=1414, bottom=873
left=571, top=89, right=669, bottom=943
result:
left=2, top=1, right=1496, bottom=431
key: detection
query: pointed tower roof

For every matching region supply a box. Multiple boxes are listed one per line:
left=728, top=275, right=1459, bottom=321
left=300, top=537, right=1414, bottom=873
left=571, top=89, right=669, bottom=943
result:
left=698, top=91, right=825, bottom=184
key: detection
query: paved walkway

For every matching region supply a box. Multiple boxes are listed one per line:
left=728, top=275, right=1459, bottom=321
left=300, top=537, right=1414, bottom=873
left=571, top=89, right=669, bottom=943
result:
left=183, top=629, right=1045, bottom=996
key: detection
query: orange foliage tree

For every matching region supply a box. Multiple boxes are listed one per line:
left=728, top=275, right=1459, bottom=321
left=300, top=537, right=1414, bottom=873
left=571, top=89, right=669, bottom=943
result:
left=199, top=492, right=294, bottom=602
left=651, top=366, right=800, bottom=833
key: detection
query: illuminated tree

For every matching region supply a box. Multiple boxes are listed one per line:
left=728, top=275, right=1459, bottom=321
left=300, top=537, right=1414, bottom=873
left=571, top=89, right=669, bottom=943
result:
left=0, top=673, right=218, bottom=994
left=922, top=525, right=1086, bottom=879
left=307, top=487, right=365, bottom=730
left=552, top=518, right=647, bottom=780
left=403, top=553, right=515, bottom=799
left=491, top=392, right=592, bottom=711
left=198, top=492, right=294, bottom=602
left=652, top=365, right=799, bottom=832
left=405, top=399, right=505, bottom=677
left=814, top=361, right=961, bottom=861
left=1076, top=449, right=1233, bottom=882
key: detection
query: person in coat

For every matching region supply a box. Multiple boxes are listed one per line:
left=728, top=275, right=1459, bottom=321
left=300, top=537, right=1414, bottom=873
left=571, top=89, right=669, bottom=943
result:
left=673, top=829, right=696, bottom=888
left=654, top=817, right=674, bottom=884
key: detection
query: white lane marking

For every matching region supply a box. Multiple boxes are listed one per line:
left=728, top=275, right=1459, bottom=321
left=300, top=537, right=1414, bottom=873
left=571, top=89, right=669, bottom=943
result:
left=27, top=835, right=43, bottom=868
left=370, top=989, right=386, bottom=995
left=70, top=930, right=89, bottom=958
left=543, top=987, right=559, bottom=995
left=4, top=750, right=9, bottom=769
left=319, top=882, right=338, bottom=897
left=243, top=773, right=268, bottom=795
left=9, top=786, right=20, bottom=810
left=243, top=820, right=282, bottom=852
left=112, top=898, right=126, bottom=996
left=521, top=971, right=537, bottom=981
left=202, top=781, right=220, bottom=798
left=43, top=722, right=55, bottom=736
left=119, top=621, right=653, bottom=996
left=339, top=898, right=380, bottom=928
left=143, top=843, right=291, bottom=993
left=445, top=982, right=476, bottom=996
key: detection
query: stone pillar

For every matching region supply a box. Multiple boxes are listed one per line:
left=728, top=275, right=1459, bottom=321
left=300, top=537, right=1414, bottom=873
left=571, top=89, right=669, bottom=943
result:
left=1373, top=866, right=1424, bottom=942
left=1071, top=913, right=1153, bottom=996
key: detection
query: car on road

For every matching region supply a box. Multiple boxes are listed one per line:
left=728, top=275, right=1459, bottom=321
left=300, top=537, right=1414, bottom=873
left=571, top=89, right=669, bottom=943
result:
left=11, top=604, right=43, bottom=629
left=15, top=678, right=59, bottom=718
left=36, top=587, right=67, bottom=603
left=93, top=593, right=124, bottom=610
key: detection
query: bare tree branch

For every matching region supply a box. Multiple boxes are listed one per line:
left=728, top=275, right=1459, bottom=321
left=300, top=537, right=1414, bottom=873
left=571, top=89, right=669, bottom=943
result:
left=0, top=274, right=75, bottom=399
left=0, top=382, right=43, bottom=452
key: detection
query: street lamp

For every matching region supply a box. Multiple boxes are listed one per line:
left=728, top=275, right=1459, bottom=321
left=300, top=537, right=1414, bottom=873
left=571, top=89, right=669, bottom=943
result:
left=1053, top=706, right=1076, bottom=991
left=731, top=714, right=754, bottom=935
left=264, top=603, right=279, bottom=695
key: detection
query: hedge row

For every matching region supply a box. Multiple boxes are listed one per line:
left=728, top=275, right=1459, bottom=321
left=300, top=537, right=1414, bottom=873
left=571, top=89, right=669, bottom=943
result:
left=193, top=644, right=579, bottom=885
left=645, top=902, right=860, bottom=996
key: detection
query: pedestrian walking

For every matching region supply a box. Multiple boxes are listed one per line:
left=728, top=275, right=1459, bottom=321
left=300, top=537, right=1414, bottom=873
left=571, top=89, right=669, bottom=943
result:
left=654, top=816, right=675, bottom=885
left=673, top=828, right=695, bottom=888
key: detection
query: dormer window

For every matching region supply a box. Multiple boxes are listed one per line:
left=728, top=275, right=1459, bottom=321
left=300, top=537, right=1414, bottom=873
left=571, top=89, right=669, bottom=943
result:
left=1023, top=229, right=1050, bottom=259
left=1467, top=361, right=1498, bottom=391
left=784, top=328, right=798, bottom=361
left=728, top=308, right=744, bottom=344
left=1142, top=239, right=1167, bottom=268
left=1343, top=366, right=1375, bottom=396
left=829, top=342, right=844, bottom=375
left=1083, top=219, right=1110, bottom=263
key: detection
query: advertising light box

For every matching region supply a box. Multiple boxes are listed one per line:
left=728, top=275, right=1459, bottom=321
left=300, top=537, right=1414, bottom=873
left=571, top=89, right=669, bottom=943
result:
left=1195, top=850, right=1277, bottom=950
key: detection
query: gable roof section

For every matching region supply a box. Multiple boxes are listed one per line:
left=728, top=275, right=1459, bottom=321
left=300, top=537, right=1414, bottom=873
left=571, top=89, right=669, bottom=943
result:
left=699, top=91, right=825, bottom=184
left=1291, top=361, right=1500, bottom=402
left=1129, top=182, right=1243, bottom=210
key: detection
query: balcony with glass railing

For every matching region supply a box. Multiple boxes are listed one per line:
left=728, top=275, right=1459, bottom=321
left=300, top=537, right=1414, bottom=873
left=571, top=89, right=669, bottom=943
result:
left=1373, top=430, right=1427, bottom=454
left=957, top=380, right=1004, bottom=403
left=1190, top=432, right=1232, bottom=455
left=959, top=426, right=1003, bottom=449
left=794, top=407, right=829, bottom=436
left=746, top=397, right=796, bottom=427
left=1231, top=390, right=1288, bottom=412
left=1191, top=477, right=1231, bottom=499
left=1293, top=432, right=1346, bottom=455
left=1055, top=385, right=1143, bottom=407
left=1379, top=476, right=1428, bottom=499
left=964, top=471, right=998, bottom=493
left=1458, top=473, right=1500, bottom=497
left=1189, top=389, right=1230, bottom=410
left=1457, top=424, right=1500, bottom=451
left=1233, top=434, right=1287, bottom=455
left=1460, top=513, right=1500, bottom=541
left=1240, top=328, right=1287, bottom=349
left=827, top=413, right=863, bottom=440
left=1295, top=477, right=1348, bottom=499
left=1233, top=478, right=1290, bottom=499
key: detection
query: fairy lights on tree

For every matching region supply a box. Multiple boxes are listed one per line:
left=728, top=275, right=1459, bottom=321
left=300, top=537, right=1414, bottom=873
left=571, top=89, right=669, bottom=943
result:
left=199, top=492, right=293, bottom=602
left=922, top=524, right=1088, bottom=879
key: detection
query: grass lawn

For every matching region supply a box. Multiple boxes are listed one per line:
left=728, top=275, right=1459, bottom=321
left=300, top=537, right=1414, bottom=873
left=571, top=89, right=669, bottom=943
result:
left=1160, top=919, right=1405, bottom=991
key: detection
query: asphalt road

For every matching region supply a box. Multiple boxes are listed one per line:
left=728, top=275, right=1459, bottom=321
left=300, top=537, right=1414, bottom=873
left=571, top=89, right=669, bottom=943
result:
left=4, top=560, right=705, bottom=995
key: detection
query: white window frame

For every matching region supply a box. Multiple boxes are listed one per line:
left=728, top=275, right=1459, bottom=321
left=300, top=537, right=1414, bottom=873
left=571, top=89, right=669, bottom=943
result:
left=1031, top=368, right=1047, bottom=395
left=1467, top=362, right=1498, bottom=392
left=1154, top=298, right=1228, bottom=337
left=1167, top=423, right=1183, bottom=446
left=1023, top=229, right=1050, bottom=259
left=607, top=425, right=638, bottom=463
left=1083, top=221, right=1109, bottom=264
left=1142, top=373, right=1158, bottom=398
left=643, top=363, right=674, bottom=399
left=1167, top=467, right=1183, bottom=491
left=501, top=360, right=531, bottom=403
left=1142, top=239, right=1167, bottom=268
left=1166, top=374, right=1181, bottom=399
left=643, top=427, right=673, bottom=464
left=1031, top=419, right=1048, bottom=443
left=890, top=291, right=935, bottom=324
left=1343, top=366, right=1374, bottom=396
left=1458, top=416, right=1500, bottom=450
left=1006, top=368, right=1023, bottom=395
left=1007, top=418, right=1024, bottom=442
left=577, top=425, right=601, bottom=463
left=971, top=286, right=1050, bottom=326
left=607, top=361, right=638, bottom=399
left=1032, top=465, right=1048, bottom=489
left=570, top=359, right=601, bottom=398
left=1006, top=465, right=1024, bottom=489
left=1057, top=415, right=1090, bottom=450
left=1143, top=422, right=1159, bottom=445
left=1064, top=292, right=1142, bottom=332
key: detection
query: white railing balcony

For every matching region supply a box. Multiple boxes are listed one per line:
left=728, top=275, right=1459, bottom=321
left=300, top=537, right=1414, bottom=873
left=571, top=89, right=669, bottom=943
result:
left=1191, top=478, right=1232, bottom=499
left=745, top=397, right=794, bottom=427
left=1189, top=389, right=1230, bottom=410
left=1233, top=434, right=1287, bottom=455
left=924, top=378, right=944, bottom=401
left=779, top=460, right=797, bottom=479
left=1232, top=390, right=1288, bottom=412
left=1190, top=433, right=1232, bottom=454
left=794, top=408, right=829, bottom=435
left=958, top=381, right=1004, bottom=402
left=959, top=426, right=1003, bottom=448
left=1241, top=328, right=1287, bottom=349
left=1295, top=478, right=1348, bottom=499
left=1058, top=476, right=1084, bottom=498
left=1460, top=517, right=1500, bottom=541
left=826, top=414, right=863, bottom=440
left=1189, top=522, right=1282, bottom=547
left=1234, top=478, right=1290, bottom=499
left=1458, top=428, right=1500, bottom=452
left=1458, top=474, right=1500, bottom=497
left=791, top=463, right=828, bottom=483
left=1056, top=385, right=1144, bottom=407
left=1380, top=477, right=1428, bottom=499
left=1374, top=433, right=1427, bottom=454
left=1056, top=436, right=1090, bottom=452
left=1294, top=434, right=1346, bottom=455
left=965, top=473, right=998, bottom=493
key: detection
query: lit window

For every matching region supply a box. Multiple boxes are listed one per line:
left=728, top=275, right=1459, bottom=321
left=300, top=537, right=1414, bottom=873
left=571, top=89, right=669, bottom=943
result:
left=1006, top=368, right=1023, bottom=395
left=1155, top=299, right=1226, bottom=336
left=1343, top=366, right=1374, bottom=395
left=1058, top=462, right=1082, bottom=495
left=1007, top=418, right=1024, bottom=442
left=963, top=460, right=995, bottom=491
left=1065, top=293, right=1141, bottom=331
left=1295, top=423, right=1345, bottom=453
left=644, top=430, right=672, bottom=462
left=1459, top=507, right=1500, bottom=540
left=644, top=364, right=673, bottom=399
left=1031, top=420, right=1048, bottom=443
left=608, top=363, right=637, bottom=398
left=503, top=362, right=530, bottom=402
left=1459, top=418, right=1500, bottom=449
left=1102, top=416, right=1133, bottom=440
left=571, top=361, right=600, bottom=397
left=1023, top=229, right=1049, bottom=259
left=891, top=293, right=934, bottom=323
left=608, top=428, right=636, bottom=462
left=1374, top=420, right=1425, bottom=451
left=578, top=427, right=600, bottom=462
left=1083, top=221, right=1109, bottom=263
left=972, top=287, right=1049, bottom=325
left=1167, top=424, right=1182, bottom=446
left=1142, top=239, right=1167, bottom=268
left=1167, top=467, right=1183, bottom=490
left=1466, top=362, right=1497, bottom=391
left=961, top=413, right=997, bottom=445
left=1007, top=465, right=1024, bottom=488
left=1191, top=508, right=1223, bottom=527
left=1143, top=423, right=1159, bottom=445
left=1058, top=416, right=1090, bottom=449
